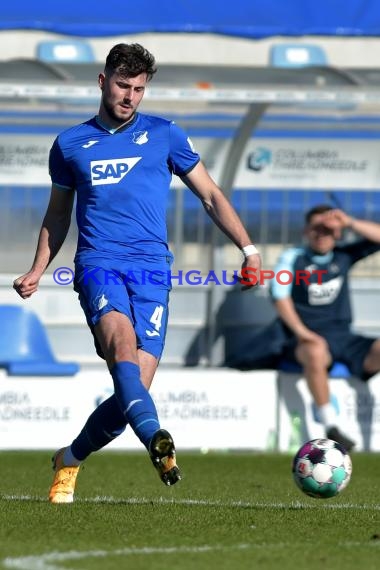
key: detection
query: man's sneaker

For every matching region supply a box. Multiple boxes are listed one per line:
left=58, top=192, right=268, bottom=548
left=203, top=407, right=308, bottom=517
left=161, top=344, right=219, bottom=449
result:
left=48, top=447, right=80, bottom=504
left=149, top=429, right=181, bottom=486
left=326, top=427, right=356, bottom=453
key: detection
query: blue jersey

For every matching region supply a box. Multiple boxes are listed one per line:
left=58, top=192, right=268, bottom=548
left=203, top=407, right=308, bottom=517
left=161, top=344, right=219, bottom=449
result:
left=49, top=113, right=200, bottom=263
left=271, top=239, right=380, bottom=333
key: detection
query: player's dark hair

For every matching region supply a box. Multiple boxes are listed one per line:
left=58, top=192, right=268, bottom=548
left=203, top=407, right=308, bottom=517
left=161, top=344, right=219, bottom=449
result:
left=105, top=43, right=157, bottom=81
left=305, top=204, right=333, bottom=224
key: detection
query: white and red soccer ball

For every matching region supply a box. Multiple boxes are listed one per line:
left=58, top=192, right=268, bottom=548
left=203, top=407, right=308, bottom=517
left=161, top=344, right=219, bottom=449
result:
left=292, top=438, right=352, bottom=499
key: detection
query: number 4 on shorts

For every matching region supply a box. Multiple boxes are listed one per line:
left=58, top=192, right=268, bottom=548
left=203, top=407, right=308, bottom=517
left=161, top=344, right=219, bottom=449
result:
left=150, top=305, right=163, bottom=332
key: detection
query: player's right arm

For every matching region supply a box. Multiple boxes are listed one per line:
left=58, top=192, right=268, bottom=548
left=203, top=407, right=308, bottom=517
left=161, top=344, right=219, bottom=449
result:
left=13, top=184, right=75, bottom=299
left=271, top=247, right=321, bottom=343
left=274, top=296, right=320, bottom=343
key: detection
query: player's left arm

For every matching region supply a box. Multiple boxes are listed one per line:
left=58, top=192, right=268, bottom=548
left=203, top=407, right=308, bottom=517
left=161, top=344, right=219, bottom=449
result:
left=181, top=161, right=261, bottom=279
left=348, top=217, right=380, bottom=243
left=323, top=208, right=380, bottom=242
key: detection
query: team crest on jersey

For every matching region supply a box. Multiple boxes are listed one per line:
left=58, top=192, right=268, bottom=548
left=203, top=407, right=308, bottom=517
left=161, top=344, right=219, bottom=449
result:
left=133, top=131, right=148, bottom=145
left=90, top=157, right=142, bottom=185
left=329, top=263, right=340, bottom=274
left=305, top=264, right=317, bottom=273
left=94, top=294, right=108, bottom=311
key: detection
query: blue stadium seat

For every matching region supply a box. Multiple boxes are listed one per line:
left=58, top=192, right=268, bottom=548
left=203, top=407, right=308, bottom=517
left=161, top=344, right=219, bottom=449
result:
left=0, top=305, right=79, bottom=376
left=36, top=40, right=95, bottom=63
left=269, top=43, right=328, bottom=67
left=279, top=359, right=350, bottom=379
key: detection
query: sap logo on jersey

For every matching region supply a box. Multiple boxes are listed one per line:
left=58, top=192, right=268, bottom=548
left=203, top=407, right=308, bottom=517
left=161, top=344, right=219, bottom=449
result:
left=308, top=275, right=343, bottom=305
left=91, top=157, right=142, bottom=186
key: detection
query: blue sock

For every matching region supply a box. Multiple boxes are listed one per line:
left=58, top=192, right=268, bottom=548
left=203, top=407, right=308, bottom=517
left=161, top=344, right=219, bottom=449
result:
left=111, top=361, right=160, bottom=449
left=71, top=395, right=127, bottom=461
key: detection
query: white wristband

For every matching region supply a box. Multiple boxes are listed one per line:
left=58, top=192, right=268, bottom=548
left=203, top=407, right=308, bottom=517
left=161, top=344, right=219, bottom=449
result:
left=242, top=244, right=259, bottom=258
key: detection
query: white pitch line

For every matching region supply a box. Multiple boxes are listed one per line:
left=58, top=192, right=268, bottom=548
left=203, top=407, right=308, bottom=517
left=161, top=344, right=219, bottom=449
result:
left=3, top=541, right=380, bottom=570
left=3, top=544, right=252, bottom=570
left=1, top=494, right=380, bottom=510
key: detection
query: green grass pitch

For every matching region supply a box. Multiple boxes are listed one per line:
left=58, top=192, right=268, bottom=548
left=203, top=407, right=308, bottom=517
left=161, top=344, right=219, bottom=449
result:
left=0, top=451, right=379, bottom=570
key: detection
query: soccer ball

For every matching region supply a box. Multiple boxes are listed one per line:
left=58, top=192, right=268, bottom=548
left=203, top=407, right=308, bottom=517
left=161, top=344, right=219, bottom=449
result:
left=292, top=438, right=352, bottom=499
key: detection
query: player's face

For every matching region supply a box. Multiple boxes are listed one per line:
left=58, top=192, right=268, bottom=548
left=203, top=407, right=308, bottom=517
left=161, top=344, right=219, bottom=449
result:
left=98, top=71, right=147, bottom=127
left=305, top=213, right=337, bottom=254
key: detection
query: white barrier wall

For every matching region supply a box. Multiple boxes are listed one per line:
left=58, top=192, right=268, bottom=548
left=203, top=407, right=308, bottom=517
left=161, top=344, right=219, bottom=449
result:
left=0, top=368, right=278, bottom=451
left=277, top=372, right=380, bottom=452
left=1, top=367, right=379, bottom=452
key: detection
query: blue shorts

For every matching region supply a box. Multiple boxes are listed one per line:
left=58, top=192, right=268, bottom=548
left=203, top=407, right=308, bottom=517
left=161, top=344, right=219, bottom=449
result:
left=282, top=326, right=376, bottom=379
left=225, top=318, right=376, bottom=379
left=74, top=256, right=172, bottom=360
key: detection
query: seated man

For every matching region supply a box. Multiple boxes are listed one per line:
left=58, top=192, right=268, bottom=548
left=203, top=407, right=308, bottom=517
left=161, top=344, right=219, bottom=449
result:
left=270, top=204, right=380, bottom=451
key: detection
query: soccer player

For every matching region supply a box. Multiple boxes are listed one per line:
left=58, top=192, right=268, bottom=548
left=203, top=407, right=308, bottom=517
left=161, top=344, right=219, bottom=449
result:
left=271, top=204, right=380, bottom=451
left=13, top=43, right=260, bottom=503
